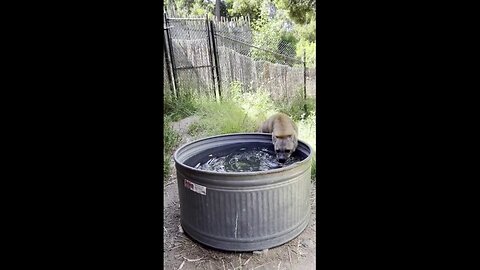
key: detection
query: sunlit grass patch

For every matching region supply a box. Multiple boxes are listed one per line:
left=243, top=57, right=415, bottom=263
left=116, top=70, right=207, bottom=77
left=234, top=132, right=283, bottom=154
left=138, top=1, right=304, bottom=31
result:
left=189, top=98, right=258, bottom=136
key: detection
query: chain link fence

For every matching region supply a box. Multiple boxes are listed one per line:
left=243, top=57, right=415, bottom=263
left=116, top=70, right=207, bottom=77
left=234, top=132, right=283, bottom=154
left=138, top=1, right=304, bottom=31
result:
left=163, top=13, right=315, bottom=102
left=165, top=17, right=216, bottom=99
left=213, top=18, right=304, bottom=100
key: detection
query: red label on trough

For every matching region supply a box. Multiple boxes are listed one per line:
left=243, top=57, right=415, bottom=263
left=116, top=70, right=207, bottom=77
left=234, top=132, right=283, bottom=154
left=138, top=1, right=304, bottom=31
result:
left=184, top=179, right=206, bottom=195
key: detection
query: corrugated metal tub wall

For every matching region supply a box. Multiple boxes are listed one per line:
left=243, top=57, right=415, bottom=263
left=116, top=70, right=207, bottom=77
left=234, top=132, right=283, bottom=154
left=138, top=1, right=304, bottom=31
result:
left=174, top=133, right=312, bottom=251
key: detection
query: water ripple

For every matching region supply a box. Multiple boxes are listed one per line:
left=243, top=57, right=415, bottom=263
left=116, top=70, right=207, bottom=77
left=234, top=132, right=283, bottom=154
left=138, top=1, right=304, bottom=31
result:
left=196, top=147, right=302, bottom=172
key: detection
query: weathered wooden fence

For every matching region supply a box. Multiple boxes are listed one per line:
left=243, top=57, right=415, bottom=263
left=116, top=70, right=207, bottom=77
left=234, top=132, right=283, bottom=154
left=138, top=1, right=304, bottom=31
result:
left=163, top=13, right=315, bottom=102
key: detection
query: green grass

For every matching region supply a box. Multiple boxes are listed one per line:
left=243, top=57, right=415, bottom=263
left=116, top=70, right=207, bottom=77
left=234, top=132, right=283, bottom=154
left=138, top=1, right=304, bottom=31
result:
left=296, top=110, right=316, bottom=180
left=187, top=99, right=259, bottom=137
left=163, top=115, right=180, bottom=180
left=164, top=91, right=199, bottom=121
left=164, top=82, right=317, bottom=181
left=275, top=88, right=316, bottom=122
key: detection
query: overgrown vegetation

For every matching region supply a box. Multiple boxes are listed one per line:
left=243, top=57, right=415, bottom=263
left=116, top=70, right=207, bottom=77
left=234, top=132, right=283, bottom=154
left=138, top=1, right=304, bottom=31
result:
left=164, top=0, right=316, bottom=67
left=164, top=91, right=198, bottom=122
left=164, top=81, right=316, bottom=181
left=275, top=88, right=315, bottom=121
left=163, top=91, right=200, bottom=182
left=163, top=115, right=180, bottom=179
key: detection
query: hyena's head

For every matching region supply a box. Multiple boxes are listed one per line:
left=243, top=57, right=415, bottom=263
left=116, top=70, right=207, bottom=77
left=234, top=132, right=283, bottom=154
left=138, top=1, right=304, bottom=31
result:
left=272, top=134, right=298, bottom=163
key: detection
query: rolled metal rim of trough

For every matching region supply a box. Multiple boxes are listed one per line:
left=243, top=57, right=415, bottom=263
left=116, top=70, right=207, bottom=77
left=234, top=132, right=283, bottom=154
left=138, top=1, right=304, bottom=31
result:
left=173, top=132, right=313, bottom=175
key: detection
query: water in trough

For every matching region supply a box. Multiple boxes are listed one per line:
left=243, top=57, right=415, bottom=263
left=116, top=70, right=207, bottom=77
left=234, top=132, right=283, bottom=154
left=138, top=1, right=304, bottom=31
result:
left=194, top=146, right=304, bottom=172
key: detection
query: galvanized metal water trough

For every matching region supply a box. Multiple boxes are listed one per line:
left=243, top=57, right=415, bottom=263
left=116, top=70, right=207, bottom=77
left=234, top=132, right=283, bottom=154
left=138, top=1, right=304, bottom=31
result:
left=174, top=133, right=312, bottom=251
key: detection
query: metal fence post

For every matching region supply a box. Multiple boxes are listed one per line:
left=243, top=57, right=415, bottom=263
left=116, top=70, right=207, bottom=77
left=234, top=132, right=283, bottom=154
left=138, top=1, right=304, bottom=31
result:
left=206, top=15, right=218, bottom=101
left=163, top=23, right=175, bottom=98
left=209, top=20, right=222, bottom=101
left=164, top=12, right=179, bottom=98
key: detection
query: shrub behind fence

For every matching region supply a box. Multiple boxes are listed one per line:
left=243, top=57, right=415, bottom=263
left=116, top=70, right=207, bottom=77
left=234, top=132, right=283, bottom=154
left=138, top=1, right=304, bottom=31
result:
left=163, top=13, right=315, bottom=102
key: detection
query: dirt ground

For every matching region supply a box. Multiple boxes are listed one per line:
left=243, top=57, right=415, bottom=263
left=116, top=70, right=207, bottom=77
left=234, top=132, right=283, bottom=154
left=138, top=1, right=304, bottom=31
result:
left=164, top=116, right=317, bottom=270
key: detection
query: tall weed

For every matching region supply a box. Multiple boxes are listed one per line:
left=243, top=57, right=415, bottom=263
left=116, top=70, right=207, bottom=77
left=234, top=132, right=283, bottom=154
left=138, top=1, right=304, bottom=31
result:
left=188, top=99, right=258, bottom=136
left=275, top=88, right=315, bottom=121
left=164, top=91, right=199, bottom=121
left=163, top=115, right=180, bottom=180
